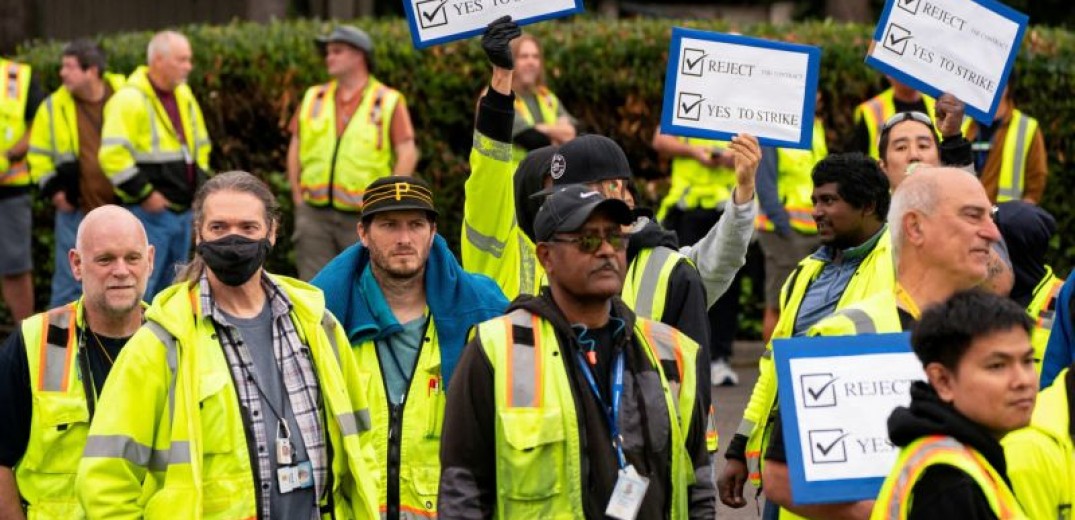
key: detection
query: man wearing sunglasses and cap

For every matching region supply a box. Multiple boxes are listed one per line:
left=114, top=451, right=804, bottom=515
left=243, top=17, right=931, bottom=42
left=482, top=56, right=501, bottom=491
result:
left=288, top=25, right=419, bottom=281
left=310, top=175, right=508, bottom=519
left=440, top=184, right=716, bottom=519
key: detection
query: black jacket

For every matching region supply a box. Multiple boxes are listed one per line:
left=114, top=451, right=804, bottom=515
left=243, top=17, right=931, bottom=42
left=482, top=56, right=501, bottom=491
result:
left=886, top=382, right=1008, bottom=520
left=437, top=290, right=715, bottom=519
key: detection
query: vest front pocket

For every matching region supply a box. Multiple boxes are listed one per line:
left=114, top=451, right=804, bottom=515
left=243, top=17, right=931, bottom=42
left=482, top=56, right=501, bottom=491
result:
left=25, top=392, right=88, bottom=474
left=497, top=408, right=566, bottom=501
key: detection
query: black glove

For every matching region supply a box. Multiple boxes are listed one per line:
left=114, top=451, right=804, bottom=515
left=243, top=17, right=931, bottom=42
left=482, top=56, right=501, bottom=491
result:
left=482, top=15, right=521, bottom=70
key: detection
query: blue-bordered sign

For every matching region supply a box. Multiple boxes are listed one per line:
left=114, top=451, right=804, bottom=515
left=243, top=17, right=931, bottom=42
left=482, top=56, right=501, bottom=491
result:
left=660, top=27, right=821, bottom=149
left=402, top=0, right=584, bottom=49
left=866, top=0, right=1028, bottom=124
left=773, top=332, right=925, bottom=504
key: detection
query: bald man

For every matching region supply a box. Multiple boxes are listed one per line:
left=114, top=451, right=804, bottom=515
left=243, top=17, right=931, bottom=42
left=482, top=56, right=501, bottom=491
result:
left=761, top=167, right=1002, bottom=519
left=100, top=30, right=210, bottom=299
left=0, top=205, right=153, bottom=518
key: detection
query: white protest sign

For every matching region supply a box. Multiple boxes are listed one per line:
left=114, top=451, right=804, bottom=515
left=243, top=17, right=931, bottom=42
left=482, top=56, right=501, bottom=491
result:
left=403, top=0, right=583, bottom=49
left=866, top=0, right=1028, bottom=124
left=660, top=28, right=821, bottom=149
left=774, top=333, right=926, bottom=504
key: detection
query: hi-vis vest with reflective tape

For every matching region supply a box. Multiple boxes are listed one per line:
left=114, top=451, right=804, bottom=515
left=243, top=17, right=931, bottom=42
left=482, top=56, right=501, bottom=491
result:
left=512, top=87, right=560, bottom=163
left=17, top=299, right=92, bottom=518
left=1003, top=368, right=1075, bottom=520
left=741, top=228, right=893, bottom=489
left=0, top=58, right=32, bottom=187
left=854, top=89, right=937, bottom=160
left=620, top=245, right=719, bottom=451
left=99, top=66, right=210, bottom=206
left=298, top=78, right=400, bottom=212
left=996, top=110, right=1040, bottom=202
left=1028, top=267, right=1064, bottom=376
left=76, top=277, right=379, bottom=519
left=657, top=137, right=737, bottom=220
left=756, top=119, right=827, bottom=234
left=29, top=73, right=126, bottom=190
left=355, top=320, right=444, bottom=519
left=477, top=308, right=698, bottom=519
left=871, top=435, right=1027, bottom=519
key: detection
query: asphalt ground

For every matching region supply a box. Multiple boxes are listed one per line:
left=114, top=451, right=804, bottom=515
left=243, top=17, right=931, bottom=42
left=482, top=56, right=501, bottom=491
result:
left=711, top=340, right=771, bottom=519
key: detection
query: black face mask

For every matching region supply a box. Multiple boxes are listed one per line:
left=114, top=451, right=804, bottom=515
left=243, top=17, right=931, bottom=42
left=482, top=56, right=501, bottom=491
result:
left=196, top=235, right=272, bottom=287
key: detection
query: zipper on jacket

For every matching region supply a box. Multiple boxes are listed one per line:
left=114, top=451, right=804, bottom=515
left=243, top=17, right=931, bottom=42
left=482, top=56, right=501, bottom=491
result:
left=376, top=328, right=428, bottom=520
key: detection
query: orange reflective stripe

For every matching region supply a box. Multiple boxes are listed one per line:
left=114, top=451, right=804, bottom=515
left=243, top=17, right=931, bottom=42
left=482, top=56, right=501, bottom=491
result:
left=1038, top=280, right=1064, bottom=328
left=305, top=83, right=332, bottom=121
left=38, top=305, right=77, bottom=392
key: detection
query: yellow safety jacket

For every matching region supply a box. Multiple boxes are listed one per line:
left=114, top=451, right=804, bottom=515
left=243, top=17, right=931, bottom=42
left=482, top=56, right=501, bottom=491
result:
left=995, top=110, right=1040, bottom=202
left=29, top=73, right=126, bottom=192
left=872, top=435, right=1027, bottom=519
left=740, top=229, right=893, bottom=490
left=297, top=78, right=400, bottom=212
left=476, top=308, right=698, bottom=519
left=99, top=66, right=210, bottom=209
left=657, top=137, right=736, bottom=221
left=0, top=58, right=32, bottom=187
left=755, top=119, right=827, bottom=234
left=1003, top=367, right=1074, bottom=520
left=462, top=128, right=720, bottom=449
left=76, top=277, right=379, bottom=519
left=512, top=87, right=560, bottom=163
left=853, top=89, right=937, bottom=160
left=355, top=320, right=444, bottom=519
left=1027, top=267, right=1064, bottom=376
left=16, top=299, right=93, bottom=518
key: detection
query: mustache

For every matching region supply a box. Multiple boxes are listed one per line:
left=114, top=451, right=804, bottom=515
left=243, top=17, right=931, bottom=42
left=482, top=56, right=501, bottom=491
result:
left=590, top=259, right=621, bottom=274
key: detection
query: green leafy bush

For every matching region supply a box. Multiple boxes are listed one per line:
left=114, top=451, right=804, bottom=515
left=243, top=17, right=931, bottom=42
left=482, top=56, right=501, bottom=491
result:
left=8, top=17, right=1075, bottom=332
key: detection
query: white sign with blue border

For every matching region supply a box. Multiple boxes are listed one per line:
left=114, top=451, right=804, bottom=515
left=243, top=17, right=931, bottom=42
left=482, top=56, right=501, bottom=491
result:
left=773, top=332, right=925, bottom=504
left=660, top=28, right=821, bottom=149
left=403, top=0, right=583, bottom=49
left=866, top=0, right=1028, bottom=124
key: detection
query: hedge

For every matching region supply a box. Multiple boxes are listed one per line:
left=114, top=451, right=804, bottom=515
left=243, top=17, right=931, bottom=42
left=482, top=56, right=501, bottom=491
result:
left=6, top=17, right=1075, bottom=329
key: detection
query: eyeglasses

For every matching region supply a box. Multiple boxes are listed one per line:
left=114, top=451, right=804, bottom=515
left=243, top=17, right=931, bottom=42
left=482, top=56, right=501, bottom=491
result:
left=880, top=111, right=935, bottom=134
left=547, top=231, right=630, bottom=254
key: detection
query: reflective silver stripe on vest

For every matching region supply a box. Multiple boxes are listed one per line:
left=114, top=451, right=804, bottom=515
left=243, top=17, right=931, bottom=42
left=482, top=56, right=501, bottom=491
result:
left=632, top=247, right=676, bottom=320
left=645, top=320, right=682, bottom=407
left=399, top=511, right=436, bottom=520
left=144, top=320, right=178, bottom=432
left=82, top=434, right=153, bottom=466
left=886, top=437, right=966, bottom=518
left=519, top=235, right=538, bottom=295
left=471, top=131, right=513, bottom=163
left=110, top=166, right=140, bottom=186
left=736, top=418, right=755, bottom=437
left=507, top=310, right=540, bottom=408
left=310, top=85, right=328, bottom=119
left=133, top=151, right=185, bottom=163
left=187, top=102, right=198, bottom=163
left=321, top=312, right=341, bottom=364
left=338, top=410, right=372, bottom=436
left=148, top=440, right=192, bottom=471
left=833, top=308, right=877, bottom=334
left=465, top=221, right=506, bottom=258
left=1000, top=115, right=1032, bottom=201
left=41, top=307, right=75, bottom=391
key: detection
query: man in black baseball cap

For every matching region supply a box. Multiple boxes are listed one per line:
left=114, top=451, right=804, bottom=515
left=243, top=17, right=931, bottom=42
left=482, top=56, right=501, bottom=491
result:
left=311, top=174, right=508, bottom=518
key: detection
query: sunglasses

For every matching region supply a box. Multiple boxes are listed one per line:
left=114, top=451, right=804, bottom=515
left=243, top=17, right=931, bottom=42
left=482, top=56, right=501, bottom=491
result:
left=880, top=111, right=935, bottom=134
left=547, top=231, right=630, bottom=254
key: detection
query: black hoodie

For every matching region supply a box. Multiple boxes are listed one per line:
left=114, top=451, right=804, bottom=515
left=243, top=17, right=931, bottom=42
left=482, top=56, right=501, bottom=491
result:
left=438, top=290, right=716, bottom=519
left=885, top=382, right=1007, bottom=520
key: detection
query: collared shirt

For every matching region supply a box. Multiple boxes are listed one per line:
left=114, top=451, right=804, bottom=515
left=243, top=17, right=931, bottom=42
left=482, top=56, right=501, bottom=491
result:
left=200, top=274, right=326, bottom=520
left=793, top=227, right=887, bottom=336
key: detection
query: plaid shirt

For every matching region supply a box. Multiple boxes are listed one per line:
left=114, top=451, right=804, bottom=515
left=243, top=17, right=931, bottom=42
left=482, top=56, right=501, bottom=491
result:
left=200, top=274, right=326, bottom=520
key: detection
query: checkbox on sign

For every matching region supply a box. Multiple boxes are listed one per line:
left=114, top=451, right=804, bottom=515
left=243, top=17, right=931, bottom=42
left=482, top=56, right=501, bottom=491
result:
left=897, top=0, right=921, bottom=15
left=681, top=48, right=707, bottom=77
left=883, top=23, right=913, bottom=56
left=677, top=92, right=704, bottom=122
left=809, top=429, right=850, bottom=464
left=416, top=0, right=450, bottom=29
left=801, top=373, right=838, bottom=408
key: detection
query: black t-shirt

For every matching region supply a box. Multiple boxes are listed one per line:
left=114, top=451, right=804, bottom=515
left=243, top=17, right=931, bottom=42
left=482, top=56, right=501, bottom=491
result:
left=0, top=327, right=127, bottom=467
